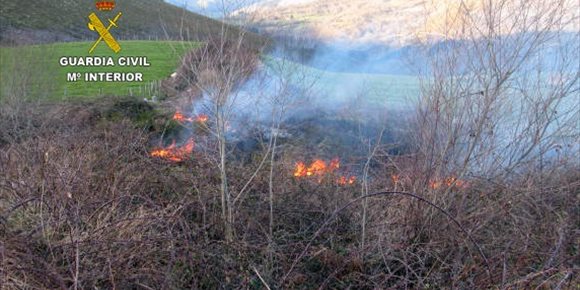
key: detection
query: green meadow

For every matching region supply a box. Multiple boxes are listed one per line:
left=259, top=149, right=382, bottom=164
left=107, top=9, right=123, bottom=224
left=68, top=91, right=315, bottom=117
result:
left=1, top=41, right=420, bottom=106
left=0, top=41, right=197, bottom=100
left=264, top=56, right=420, bottom=109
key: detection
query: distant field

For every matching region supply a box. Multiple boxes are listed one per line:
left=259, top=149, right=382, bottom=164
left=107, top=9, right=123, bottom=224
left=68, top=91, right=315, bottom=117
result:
left=0, top=41, right=197, bottom=100
left=264, top=57, right=420, bottom=109
left=1, top=41, right=420, bottom=105
left=311, top=68, right=420, bottom=107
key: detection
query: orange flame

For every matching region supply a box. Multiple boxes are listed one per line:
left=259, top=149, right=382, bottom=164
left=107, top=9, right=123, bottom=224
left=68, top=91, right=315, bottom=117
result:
left=429, top=176, right=467, bottom=189
left=173, top=111, right=194, bottom=123
left=173, top=111, right=209, bottom=125
left=195, top=114, right=209, bottom=123
left=329, top=158, right=340, bottom=170
left=294, top=162, right=308, bottom=177
left=293, top=159, right=340, bottom=177
left=150, top=139, right=194, bottom=162
left=308, top=159, right=327, bottom=176
left=391, top=174, right=400, bottom=185
left=293, top=158, right=355, bottom=186
left=337, top=176, right=357, bottom=186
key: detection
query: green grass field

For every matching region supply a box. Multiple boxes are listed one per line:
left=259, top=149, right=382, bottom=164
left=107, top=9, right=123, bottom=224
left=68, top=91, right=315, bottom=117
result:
left=1, top=40, right=419, bottom=106
left=310, top=68, right=420, bottom=107
left=0, top=41, right=198, bottom=100
left=265, top=57, right=420, bottom=109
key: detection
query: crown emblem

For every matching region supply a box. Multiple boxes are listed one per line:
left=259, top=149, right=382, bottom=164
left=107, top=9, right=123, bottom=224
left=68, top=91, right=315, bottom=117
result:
left=95, top=0, right=115, bottom=11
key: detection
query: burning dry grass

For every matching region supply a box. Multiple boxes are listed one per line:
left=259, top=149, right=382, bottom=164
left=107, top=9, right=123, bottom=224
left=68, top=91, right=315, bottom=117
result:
left=1, top=100, right=578, bottom=289
left=150, top=138, right=195, bottom=162
left=0, top=101, right=227, bottom=288
left=294, top=158, right=340, bottom=177
left=172, top=110, right=193, bottom=123
left=172, top=110, right=209, bottom=124
left=293, top=158, right=357, bottom=186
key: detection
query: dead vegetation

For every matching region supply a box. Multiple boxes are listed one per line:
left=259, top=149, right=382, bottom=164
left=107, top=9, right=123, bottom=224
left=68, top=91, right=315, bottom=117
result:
left=1, top=0, right=579, bottom=288
left=162, top=39, right=260, bottom=100
left=0, top=94, right=578, bottom=289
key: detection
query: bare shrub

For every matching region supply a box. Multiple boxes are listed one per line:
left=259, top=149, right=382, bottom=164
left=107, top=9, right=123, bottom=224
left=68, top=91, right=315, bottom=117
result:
left=2, top=0, right=578, bottom=288
left=346, top=0, right=580, bottom=287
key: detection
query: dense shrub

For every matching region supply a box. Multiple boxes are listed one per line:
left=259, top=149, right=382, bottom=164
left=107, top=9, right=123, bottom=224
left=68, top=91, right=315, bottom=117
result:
left=1, top=100, right=578, bottom=289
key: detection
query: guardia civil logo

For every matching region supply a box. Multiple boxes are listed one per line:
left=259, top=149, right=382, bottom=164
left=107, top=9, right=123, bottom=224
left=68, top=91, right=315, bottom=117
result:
left=88, top=0, right=122, bottom=53
left=59, top=1, right=150, bottom=83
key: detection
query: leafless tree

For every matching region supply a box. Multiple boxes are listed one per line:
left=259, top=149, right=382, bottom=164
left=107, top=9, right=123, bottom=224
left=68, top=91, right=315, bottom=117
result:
left=169, top=2, right=314, bottom=245
left=412, top=0, right=579, bottom=184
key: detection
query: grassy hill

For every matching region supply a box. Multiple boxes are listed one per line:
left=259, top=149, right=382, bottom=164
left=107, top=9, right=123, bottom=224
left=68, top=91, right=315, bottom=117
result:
left=0, top=0, right=268, bottom=47
left=0, top=0, right=269, bottom=100
left=0, top=41, right=197, bottom=100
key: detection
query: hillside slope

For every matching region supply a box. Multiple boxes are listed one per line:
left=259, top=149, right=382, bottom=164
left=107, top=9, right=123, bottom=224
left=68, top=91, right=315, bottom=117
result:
left=0, top=0, right=267, bottom=47
left=238, top=0, right=579, bottom=47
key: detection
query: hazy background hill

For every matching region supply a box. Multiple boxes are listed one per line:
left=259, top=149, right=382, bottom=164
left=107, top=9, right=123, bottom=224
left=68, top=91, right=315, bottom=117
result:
left=0, top=0, right=267, bottom=46
left=234, top=0, right=579, bottom=47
